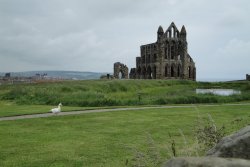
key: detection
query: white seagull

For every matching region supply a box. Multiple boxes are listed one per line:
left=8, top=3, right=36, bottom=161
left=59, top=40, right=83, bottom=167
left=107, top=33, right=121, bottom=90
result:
left=50, top=103, right=62, bottom=114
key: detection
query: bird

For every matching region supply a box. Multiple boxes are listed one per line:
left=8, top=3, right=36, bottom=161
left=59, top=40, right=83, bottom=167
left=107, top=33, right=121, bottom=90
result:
left=50, top=103, right=62, bottom=114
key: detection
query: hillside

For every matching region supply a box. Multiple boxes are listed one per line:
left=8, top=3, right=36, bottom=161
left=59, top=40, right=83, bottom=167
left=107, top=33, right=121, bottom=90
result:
left=0, top=71, right=107, bottom=80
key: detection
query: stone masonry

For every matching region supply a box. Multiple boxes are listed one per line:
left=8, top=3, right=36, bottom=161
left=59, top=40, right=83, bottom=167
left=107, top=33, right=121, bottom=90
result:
left=129, top=22, right=196, bottom=80
left=113, top=62, right=128, bottom=79
left=164, top=126, right=250, bottom=167
left=246, top=74, right=250, bottom=81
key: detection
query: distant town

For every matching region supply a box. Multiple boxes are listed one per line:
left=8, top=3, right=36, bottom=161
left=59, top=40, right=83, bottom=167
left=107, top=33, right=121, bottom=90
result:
left=0, top=72, right=65, bottom=85
left=0, top=71, right=104, bottom=85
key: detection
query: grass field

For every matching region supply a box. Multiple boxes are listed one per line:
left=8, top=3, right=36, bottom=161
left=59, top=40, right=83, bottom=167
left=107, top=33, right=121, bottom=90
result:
left=0, top=80, right=250, bottom=166
left=0, top=103, right=249, bottom=167
left=0, top=80, right=250, bottom=107
left=0, top=100, right=135, bottom=117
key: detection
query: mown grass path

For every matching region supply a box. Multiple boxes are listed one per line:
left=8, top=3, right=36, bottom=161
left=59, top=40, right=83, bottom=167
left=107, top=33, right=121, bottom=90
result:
left=1, top=103, right=250, bottom=121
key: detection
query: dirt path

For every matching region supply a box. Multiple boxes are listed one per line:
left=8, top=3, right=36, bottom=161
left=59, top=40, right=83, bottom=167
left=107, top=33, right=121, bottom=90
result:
left=0, top=103, right=249, bottom=121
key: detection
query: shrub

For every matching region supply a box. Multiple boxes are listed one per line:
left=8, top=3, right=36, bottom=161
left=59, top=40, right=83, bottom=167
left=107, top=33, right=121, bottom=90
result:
left=195, top=114, right=226, bottom=152
left=60, top=87, right=73, bottom=92
left=2, top=87, right=28, bottom=100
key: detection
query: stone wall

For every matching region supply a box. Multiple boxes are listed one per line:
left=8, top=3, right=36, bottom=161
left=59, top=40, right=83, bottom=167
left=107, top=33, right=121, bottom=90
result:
left=113, top=62, right=128, bottom=79
left=129, top=22, right=196, bottom=81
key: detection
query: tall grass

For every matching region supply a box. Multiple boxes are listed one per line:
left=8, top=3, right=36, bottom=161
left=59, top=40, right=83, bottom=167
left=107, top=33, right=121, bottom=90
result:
left=126, top=106, right=250, bottom=167
left=0, top=80, right=249, bottom=106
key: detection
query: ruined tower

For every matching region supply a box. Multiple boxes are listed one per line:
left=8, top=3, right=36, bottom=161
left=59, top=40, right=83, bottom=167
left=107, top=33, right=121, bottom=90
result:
left=129, top=22, right=196, bottom=80
left=114, top=62, right=129, bottom=79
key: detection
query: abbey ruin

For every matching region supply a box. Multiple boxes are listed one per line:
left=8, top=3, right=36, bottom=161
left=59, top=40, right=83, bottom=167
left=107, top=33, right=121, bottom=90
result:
left=113, top=62, right=129, bottom=79
left=129, top=22, right=196, bottom=80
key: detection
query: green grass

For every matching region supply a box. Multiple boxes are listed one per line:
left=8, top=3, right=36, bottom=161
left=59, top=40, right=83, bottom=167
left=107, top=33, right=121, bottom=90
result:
left=0, top=104, right=249, bottom=167
left=0, top=80, right=250, bottom=107
left=0, top=101, right=94, bottom=117
left=0, top=100, right=166, bottom=117
left=0, top=80, right=250, bottom=166
left=0, top=101, right=149, bottom=118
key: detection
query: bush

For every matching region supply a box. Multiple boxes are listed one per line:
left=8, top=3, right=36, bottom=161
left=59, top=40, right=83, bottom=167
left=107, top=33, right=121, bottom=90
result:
left=195, top=114, right=226, bottom=152
left=2, top=87, right=28, bottom=100
left=60, top=87, right=73, bottom=92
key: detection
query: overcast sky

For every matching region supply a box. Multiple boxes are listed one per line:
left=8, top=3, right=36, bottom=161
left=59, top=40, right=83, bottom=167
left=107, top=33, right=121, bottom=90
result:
left=0, top=0, right=250, bottom=81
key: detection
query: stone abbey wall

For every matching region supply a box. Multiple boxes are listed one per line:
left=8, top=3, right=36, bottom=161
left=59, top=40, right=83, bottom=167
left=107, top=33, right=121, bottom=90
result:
left=129, top=22, right=196, bottom=80
left=113, top=62, right=128, bottom=79
left=247, top=74, right=250, bottom=81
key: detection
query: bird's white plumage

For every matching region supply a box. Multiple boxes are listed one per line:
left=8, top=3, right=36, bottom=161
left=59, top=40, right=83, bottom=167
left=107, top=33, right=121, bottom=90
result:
left=51, top=103, right=62, bottom=114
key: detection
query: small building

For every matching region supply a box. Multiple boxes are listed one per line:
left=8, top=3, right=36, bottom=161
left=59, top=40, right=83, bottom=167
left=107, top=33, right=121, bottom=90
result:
left=246, top=74, right=250, bottom=81
left=5, top=73, right=11, bottom=78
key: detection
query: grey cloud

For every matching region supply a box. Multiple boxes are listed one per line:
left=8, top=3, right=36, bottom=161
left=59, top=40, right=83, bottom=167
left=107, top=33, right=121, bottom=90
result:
left=0, top=0, right=250, bottom=80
